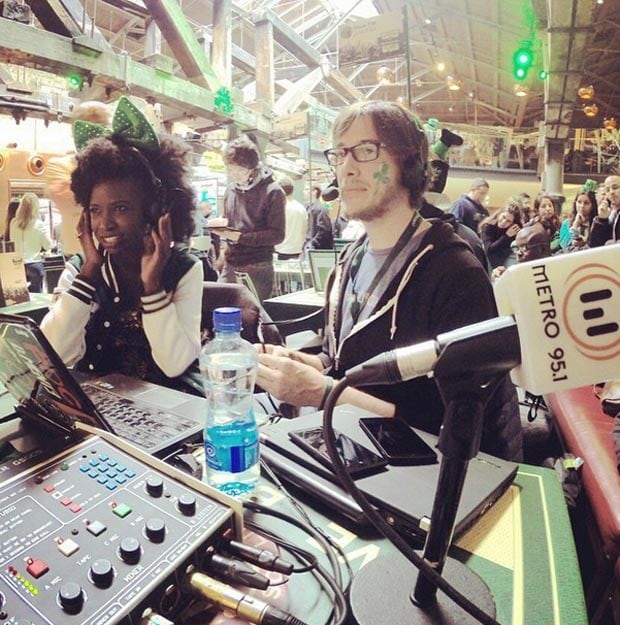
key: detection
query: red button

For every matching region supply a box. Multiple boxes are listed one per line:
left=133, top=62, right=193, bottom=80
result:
left=26, top=559, right=49, bottom=579
left=43, top=485, right=55, bottom=493
left=60, top=498, right=72, bottom=507
left=70, top=504, right=81, bottom=513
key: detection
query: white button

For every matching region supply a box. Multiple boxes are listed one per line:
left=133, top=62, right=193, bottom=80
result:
left=113, top=296, right=120, bottom=303
left=88, top=364, right=94, bottom=370
left=104, top=321, right=110, bottom=328
left=96, top=344, right=102, bottom=350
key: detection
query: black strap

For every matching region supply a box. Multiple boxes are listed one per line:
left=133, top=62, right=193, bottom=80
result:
left=349, top=212, right=423, bottom=323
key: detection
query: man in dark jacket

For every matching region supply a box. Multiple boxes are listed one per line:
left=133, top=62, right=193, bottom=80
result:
left=213, top=136, right=285, bottom=301
left=305, top=186, right=334, bottom=251
left=256, top=101, right=522, bottom=461
left=449, top=178, right=490, bottom=233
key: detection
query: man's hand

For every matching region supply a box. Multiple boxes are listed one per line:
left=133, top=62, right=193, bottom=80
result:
left=141, top=213, right=172, bottom=295
left=598, top=198, right=612, bottom=219
left=257, top=353, right=328, bottom=407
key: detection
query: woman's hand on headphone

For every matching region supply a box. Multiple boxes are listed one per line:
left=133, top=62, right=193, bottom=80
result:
left=141, top=212, right=172, bottom=295
left=77, top=209, right=103, bottom=280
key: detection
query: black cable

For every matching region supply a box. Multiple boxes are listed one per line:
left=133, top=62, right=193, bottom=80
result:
left=321, top=378, right=503, bottom=625
left=261, top=307, right=325, bottom=327
left=244, top=494, right=350, bottom=625
left=257, top=459, right=354, bottom=590
left=244, top=515, right=348, bottom=625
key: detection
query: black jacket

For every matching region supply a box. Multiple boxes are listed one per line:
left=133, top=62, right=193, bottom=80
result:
left=223, top=166, right=286, bottom=266
left=320, top=220, right=522, bottom=461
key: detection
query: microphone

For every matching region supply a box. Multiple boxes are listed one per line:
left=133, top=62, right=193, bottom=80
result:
left=188, top=571, right=308, bottom=625
left=346, top=245, right=620, bottom=395
left=321, top=178, right=339, bottom=202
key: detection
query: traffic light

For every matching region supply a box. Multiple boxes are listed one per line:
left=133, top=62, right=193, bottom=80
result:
left=512, top=42, right=533, bottom=80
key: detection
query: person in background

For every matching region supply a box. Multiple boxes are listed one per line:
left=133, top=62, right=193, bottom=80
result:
left=275, top=175, right=308, bottom=260
left=305, top=185, right=334, bottom=251
left=528, top=194, right=561, bottom=253
left=516, top=192, right=534, bottom=223
left=589, top=174, right=620, bottom=247
left=449, top=177, right=490, bottom=233
left=2, top=198, right=19, bottom=242
left=256, top=100, right=521, bottom=461
left=45, top=100, right=112, bottom=258
left=559, top=186, right=597, bottom=251
left=492, top=225, right=551, bottom=281
left=9, top=193, right=52, bottom=292
left=41, top=96, right=204, bottom=396
left=212, top=136, right=285, bottom=301
left=479, top=203, right=522, bottom=269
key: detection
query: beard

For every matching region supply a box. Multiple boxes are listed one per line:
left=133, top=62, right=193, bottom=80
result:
left=341, top=184, right=405, bottom=223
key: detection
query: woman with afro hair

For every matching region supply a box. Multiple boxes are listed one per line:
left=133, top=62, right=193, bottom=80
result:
left=41, top=97, right=204, bottom=396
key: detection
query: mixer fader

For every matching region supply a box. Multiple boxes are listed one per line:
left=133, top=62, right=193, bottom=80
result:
left=0, top=436, right=236, bottom=625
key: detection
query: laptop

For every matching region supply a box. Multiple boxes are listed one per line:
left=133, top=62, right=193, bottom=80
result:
left=307, top=249, right=338, bottom=295
left=260, top=406, right=518, bottom=541
left=0, top=313, right=206, bottom=458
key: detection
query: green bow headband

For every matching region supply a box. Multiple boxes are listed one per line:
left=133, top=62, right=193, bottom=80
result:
left=73, top=95, right=159, bottom=152
left=583, top=178, right=598, bottom=193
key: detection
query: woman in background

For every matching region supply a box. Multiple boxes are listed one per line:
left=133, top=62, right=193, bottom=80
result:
left=2, top=198, right=19, bottom=242
left=9, top=193, right=52, bottom=292
left=528, top=194, right=561, bottom=253
left=479, top=202, right=522, bottom=269
left=559, top=188, right=597, bottom=251
left=41, top=96, right=204, bottom=396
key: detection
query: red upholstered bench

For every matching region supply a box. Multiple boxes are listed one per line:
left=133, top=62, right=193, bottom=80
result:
left=546, top=387, right=620, bottom=625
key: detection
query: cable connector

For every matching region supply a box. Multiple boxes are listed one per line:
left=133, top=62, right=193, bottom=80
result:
left=205, top=553, right=270, bottom=590
left=226, top=540, right=294, bottom=575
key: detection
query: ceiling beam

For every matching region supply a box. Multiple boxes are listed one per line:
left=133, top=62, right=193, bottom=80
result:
left=0, top=18, right=270, bottom=132
left=142, top=0, right=220, bottom=91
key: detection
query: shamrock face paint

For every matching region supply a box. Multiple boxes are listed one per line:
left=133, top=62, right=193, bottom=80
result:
left=336, top=116, right=406, bottom=222
left=373, top=162, right=391, bottom=185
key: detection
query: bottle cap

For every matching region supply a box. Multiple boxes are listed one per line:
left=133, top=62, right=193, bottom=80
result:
left=213, top=307, right=242, bottom=332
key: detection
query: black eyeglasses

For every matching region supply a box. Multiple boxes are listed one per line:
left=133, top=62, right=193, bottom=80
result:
left=323, top=140, right=388, bottom=167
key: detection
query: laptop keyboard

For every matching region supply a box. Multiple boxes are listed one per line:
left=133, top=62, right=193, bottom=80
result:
left=84, top=386, right=201, bottom=451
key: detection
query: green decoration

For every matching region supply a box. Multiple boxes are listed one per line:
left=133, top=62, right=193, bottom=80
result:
left=214, top=87, right=234, bottom=115
left=73, top=95, right=159, bottom=151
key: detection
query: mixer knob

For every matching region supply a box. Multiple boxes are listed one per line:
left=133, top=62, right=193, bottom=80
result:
left=58, top=582, right=84, bottom=613
left=145, top=476, right=164, bottom=497
left=177, top=493, right=196, bottom=516
left=90, top=558, right=114, bottom=588
left=119, top=537, right=142, bottom=564
left=145, top=517, right=166, bottom=543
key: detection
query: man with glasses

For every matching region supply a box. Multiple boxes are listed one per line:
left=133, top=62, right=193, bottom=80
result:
left=256, top=100, right=522, bottom=461
left=590, top=174, right=620, bottom=247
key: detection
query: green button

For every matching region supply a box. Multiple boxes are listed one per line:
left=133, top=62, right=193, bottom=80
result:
left=112, top=503, right=132, bottom=518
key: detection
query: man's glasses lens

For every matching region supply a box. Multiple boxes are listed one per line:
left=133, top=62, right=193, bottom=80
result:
left=324, top=141, right=382, bottom=166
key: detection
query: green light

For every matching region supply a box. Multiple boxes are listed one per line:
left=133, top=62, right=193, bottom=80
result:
left=515, top=67, right=527, bottom=80
left=67, top=74, right=83, bottom=89
left=538, top=70, right=548, bottom=80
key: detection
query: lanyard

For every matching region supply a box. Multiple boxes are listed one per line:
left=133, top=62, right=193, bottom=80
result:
left=349, top=212, right=423, bottom=324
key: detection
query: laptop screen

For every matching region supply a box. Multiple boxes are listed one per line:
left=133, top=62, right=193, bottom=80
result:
left=0, top=314, right=108, bottom=432
left=308, top=250, right=338, bottom=294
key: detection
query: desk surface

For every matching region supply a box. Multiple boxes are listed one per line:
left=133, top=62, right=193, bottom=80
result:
left=0, top=393, right=586, bottom=625
left=0, top=292, right=51, bottom=324
left=242, top=462, right=586, bottom=625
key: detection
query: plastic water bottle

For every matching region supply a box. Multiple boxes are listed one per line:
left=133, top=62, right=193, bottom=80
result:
left=199, top=307, right=260, bottom=496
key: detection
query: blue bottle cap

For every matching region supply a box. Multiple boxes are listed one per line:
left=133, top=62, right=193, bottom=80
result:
left=213, top=307, right=242, bottom=332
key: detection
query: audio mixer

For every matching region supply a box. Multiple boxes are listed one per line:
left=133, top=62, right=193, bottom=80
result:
left=0, top=434, right=236, bottom=625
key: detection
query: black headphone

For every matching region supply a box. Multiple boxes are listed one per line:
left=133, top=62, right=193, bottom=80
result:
left=125, top=146, right=168, bottom=226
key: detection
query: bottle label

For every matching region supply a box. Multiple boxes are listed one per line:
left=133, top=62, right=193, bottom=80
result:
left=205, top=440, right=259, bottom=473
